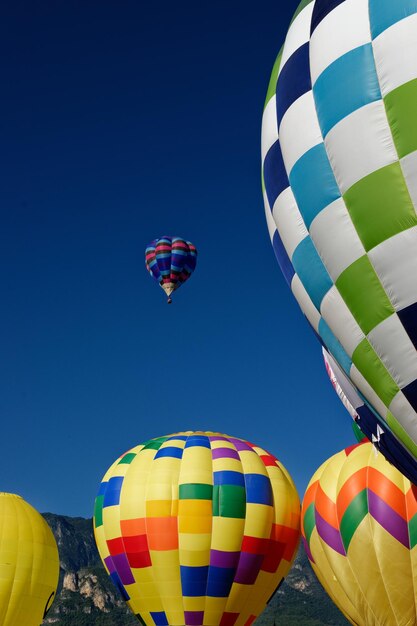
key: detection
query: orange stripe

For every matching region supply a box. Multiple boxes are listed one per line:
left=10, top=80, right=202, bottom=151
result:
left=315, top=484, right=338, bottom=528
left=367, top=468, right=407, bottom=520
left=337, top=468, right=367, bottom=519
left=121, top=518, right=146, bottom=536
left=406, top=485, right=417, bottom=520
left=302, top=481, right=319, bottom=513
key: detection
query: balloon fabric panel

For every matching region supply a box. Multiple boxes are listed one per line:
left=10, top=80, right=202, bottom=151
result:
left=94, top=432, right=300, bottom=626
left=262, top=0, right=417, bottom=483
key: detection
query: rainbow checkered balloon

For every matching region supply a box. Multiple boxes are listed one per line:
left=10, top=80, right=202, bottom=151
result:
left=94, top=431, right=300, bottom=626
left=302, top=441, right=417, bottom=625
left=145, top=237, right=197, bottom=303
left=262, top=0, right=417, bottom=482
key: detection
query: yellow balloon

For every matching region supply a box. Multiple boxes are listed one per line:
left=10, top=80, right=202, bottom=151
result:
left=0, top=493, right=60, bottom=626
left=302, top=442, right=417, bottom=626
left=94, top=431, right=301, bottom=626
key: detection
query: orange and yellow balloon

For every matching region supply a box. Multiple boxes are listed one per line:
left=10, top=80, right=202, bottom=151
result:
left=0, top=492, right=59, bottom=625
left=94, top=431, right=300, bottom=626
left=302, top=442, right=417, bottom=625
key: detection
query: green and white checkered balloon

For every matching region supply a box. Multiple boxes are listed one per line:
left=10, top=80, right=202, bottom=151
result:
left=262, top=0, right=417, bottom=482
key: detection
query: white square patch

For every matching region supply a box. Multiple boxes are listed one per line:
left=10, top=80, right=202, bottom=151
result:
left=310, top=0, right=372, bottom=85
left=261, top=96, right=278, bottom=163
left=309, top=197, right=365, bottom=281
left=373, top=13, right=417, bottom=97
left=320, top=285, right=365, bottom=358
left=324, top=100, right=397, bottom=195
left=273, top=187, right=309, bottom=260
left=279, top=91, right=323, bottom=175
left=368, top=226, right=417, bottom=312
left=389, top=391, right=417, bottom=445
left=368, top=313, right=417, bottom=389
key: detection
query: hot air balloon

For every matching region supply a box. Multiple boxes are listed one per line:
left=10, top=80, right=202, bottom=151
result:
left=302, top=441, right=417, bottom=625
left=93, top=431, right=300, bottom=626
left=261, top=0, right=417, bottom=482
left=0, top=492, right=60, bottom=625
left=145, top=237, right=197, bottom=303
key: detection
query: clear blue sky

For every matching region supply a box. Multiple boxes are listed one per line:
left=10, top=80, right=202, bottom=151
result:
left=0, top=0, right=354, bottom=517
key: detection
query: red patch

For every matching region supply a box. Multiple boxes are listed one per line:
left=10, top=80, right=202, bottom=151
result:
left=260, top=454, right=278, bottom=467
left=261, top=540, right=285, bottom=573
left=219, top=613, right=239, bottom=626
left=106, top=536, right=125, bottom=556
left=241, top=536, right=270, bottom=555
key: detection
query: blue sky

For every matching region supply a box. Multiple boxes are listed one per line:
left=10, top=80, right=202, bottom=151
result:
left=0, top=0, right=354, bottom=517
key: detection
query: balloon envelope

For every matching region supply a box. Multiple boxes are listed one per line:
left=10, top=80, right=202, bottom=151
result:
left=302, top=442, right=417, bottom=626
left=145, top=236, right=197, bottom=302
left=94, top=431, right=300, bottom=626
left=262, top=0, right=417, bottom=483
left=0, top=493, right=59, bottom=625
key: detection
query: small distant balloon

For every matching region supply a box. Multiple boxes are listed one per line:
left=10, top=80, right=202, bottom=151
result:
left=0, top=493, right=59, bottom=626
left=145, top=236, right=197, bottom=303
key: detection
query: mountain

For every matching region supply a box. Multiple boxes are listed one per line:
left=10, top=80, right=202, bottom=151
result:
left=41, top=514, right=349, bottom=626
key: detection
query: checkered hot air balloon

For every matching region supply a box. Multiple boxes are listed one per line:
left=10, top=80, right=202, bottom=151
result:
left=145, top=237, right=197, bottom=303
left=261, top=0, right=417, bottom=483
left=302, top=442, right=417, bottom=626
left=93, top=431, right=300, bottom=626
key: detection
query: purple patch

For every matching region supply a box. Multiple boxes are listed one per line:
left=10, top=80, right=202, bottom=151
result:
left=302, top=538, right=315, bottom=564
left=228, top=438, right=253, bottom=452
left=212, top=448, right=240, bottom=460
left=234, top=552, right=264, bottom=584
left=210, top=550, right=241, bottom=568
left=112, top=552, right=135, bottom=585
left=316, top=511, right=346, bottom=556
left=185, top=611, right=204, bottom=625
left=104, top=555, right=116, bottom=575
left=368, top=490, right=409, bottom=548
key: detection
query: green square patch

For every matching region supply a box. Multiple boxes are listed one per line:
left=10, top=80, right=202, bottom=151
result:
left=118, top=453, right=136, bottom=465
left=302, top=503, right=316, bottom=546
left=343, top=162, right=417, bottom=251
left=179, top=483, right=213, bottom=500
left=94, top=495, right=104, bottom=528
left=352, top=338, right=399, bottom=407
left=142, top=437, right=168, bottom=450
left=213, top=485, right=246, bottom=518
left=385, top=78, right=417, bottom=159
left=409, top=514, right=417, bottom=550
left=340, top=490, right=368, bottom=552
left=336, top=256, right=394, bottom=335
